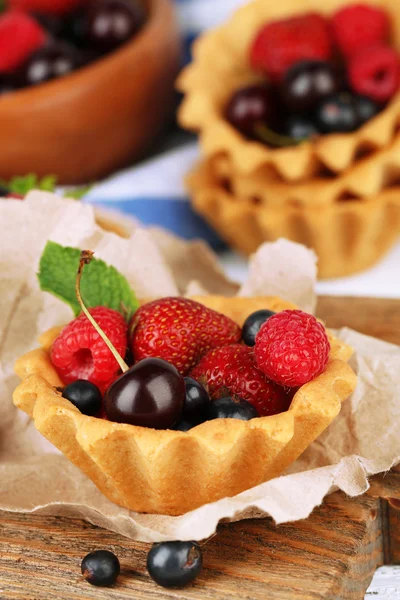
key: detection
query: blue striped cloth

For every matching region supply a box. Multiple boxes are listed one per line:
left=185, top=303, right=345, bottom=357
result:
left=85, top=0, right=247, bottom=248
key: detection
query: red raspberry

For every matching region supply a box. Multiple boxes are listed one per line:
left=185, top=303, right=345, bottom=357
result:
left=348, top=44, right=400, bottom=103
left=9, top=0, right=84, bottom=16
left=255, top=310, right=330, bottom=387
left=250, top=13, right=332, bottom=82
left=191, top=344, right=291, bottom=417
left=51, top=307, right=128, bottom=390
left=0, top=12, right=47, bottom=73
left=130, top=297, right=241, bottom=375
left=332, top=4, right=390, bottom=57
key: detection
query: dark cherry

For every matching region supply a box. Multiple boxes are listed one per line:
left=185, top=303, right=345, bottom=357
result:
left=31, top=12, right=64, bottom=37
left=354, top=95, right=381, bottom=126
left=85, top=0, right=146, bottom=53
left=315, top=93, right=359, bottom=133
left=282, top=60, right=341, bottom=113
left=147, top=542, right=203, bottom=588
left=183, top=377, right=210, bottom=423
left=15, top=41, right=82, bottom=88
left=207, top=397, right=259, bottom=421
left=284, top=116, right=320, bottom=140
left=242, top=309, right=276, bottom=347
left=105, top=357, right=185, bottom=429
left=225, top=83, right=277, bottom=138
left=81, top=550, right=120, bottom=587
left=62, top=380, right=102, bottom=416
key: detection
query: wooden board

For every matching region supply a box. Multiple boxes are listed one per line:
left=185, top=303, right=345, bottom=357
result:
left=0, top=296, right=399, bottom=600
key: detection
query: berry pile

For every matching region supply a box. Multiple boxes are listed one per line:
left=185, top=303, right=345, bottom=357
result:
left=49, top=249, right=331, bottom=431
left=226, top=3, right=400, bottom=145
left=0, top=0, right=145, bottom=93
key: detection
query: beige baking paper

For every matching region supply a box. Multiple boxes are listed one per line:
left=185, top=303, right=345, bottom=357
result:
left=0, top=192, right=399, bottom=542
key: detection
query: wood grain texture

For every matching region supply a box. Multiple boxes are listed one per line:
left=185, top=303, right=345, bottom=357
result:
left=0, top=296, right=399, bottom=600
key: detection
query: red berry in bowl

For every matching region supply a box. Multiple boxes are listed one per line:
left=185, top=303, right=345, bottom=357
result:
left=0, top=11, right=47, bottom=74
left=282, top=60, right=341, bottom=113
left=255, top=310, right=330, bottom=387
left=348, top=45, right=400, bottom=104
left=84, top=0, right=146, bottom=53
left=250, top=13, right=332, bottom=82
left=332, top=3, right=390, bottom=57
left=15, top=40, right=82, bottom=88
left=225, top=83, right=278, bottom=139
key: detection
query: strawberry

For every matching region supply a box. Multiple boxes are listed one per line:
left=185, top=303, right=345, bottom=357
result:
left=250, top=13, right=333, bottom=82
left=191, top=344, right=291, bottom=417
left=130, top=297, right=241, bottom=375
left=9, top=0, right=84, bottom=16
left=0, top=11, right=47, bottom=73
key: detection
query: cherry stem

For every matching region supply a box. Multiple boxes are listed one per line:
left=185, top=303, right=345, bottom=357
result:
left=76, top=250, right=129, bottom=373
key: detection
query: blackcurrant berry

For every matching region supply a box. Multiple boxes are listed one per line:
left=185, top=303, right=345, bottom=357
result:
left=242, top=309, right=276, bottom=347
left=207, top=397, right=259, bottom=421
left=81, top=550, right=120, bottom=587
left=85, top=0, right=146, bottom=53
left=147, top=541, right=203, bottom=588
left=183, top=377, right=210, bottom=423
left=284, top=115, right=320, bottom=140
left=282, top=60, right=340, bottom=112
left=15, top=41, right=81, bottom=88
left=354, top=95, right=380, bottom=126
left=315, top=93, right=359, bottom=133
left=62, top=380, right=102, bottom=416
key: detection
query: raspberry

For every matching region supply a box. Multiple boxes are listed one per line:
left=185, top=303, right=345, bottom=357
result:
left=51, top=307, right=128, bottom=390
left=191, top=344, right=290, bottom=417
left=332, top=4, right=390, bottom=57
left=0, top=12, right=47, bottom=73
left=255, top=310, right=330, bottom=387
left=9, top=0, right=84, bottom=16
left=130, top=297, right=241, bottom=375
left=348, top=44, right=400, bottom=103
left=250, top=13, right=332, bottom=82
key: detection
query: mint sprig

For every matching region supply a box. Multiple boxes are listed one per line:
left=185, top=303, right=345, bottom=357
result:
left=0, top=173, right=92, bottom=199
left=38, top=242, right=139, bottom=319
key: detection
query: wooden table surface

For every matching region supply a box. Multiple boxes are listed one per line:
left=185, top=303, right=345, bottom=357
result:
left=1, top=296, right=399, bottom=600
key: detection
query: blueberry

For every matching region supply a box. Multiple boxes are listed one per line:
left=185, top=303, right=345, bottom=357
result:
left=282, top=60, right=341, bottom=113
left=354, top=95, right=381, bottom=126
left=315, top=93, right=359, bottom=133
left=284, top=116, right=320, bottom=140
left=15, top=41, right=82, bottom=88
left=242, top=309, right=276, bottom=347
left=183, top=377, right=210, bottom=423
left=147, top=541, right=203, bottom=588
left=62, top=380, right=102, bottom=416
left=207, top=397, right=259, bottom=421
left=81, top=550, right=120, bottom=587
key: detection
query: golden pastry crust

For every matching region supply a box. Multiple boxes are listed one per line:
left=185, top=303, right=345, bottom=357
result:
left=13, top=296, right=357, bottom=515
left=178, top=0, right=400, bottom=182
left=187, top=160, right=400, bottom=279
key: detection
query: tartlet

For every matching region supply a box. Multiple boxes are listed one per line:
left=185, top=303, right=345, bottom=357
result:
left=13, top=296, right=356, bottom=516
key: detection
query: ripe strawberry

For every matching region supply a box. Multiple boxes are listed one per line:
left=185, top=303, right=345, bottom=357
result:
left=250, top=13, right=332, bottom=82
left=0, top=12, right=47, bottom=73
left=332, top=4, right=390, bottom=57
left=9, top=0, right=84, bottom=16
left=255, top=310, right=330, bottom=387
left=191, top=344, right=291, bottom=417
left=349, top=45, right=400, bottom=103
left=130, top=297, right=241, bottom=375
left=51, top=307, right=128, bottom=391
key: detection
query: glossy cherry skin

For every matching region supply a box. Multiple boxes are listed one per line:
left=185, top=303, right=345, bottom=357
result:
left=85, top=0, right=146, bottom=53
left=15, top=41, right=81, bottom=88
left=282, top=60, right=340, bottom=113
left=104, top=358, right=185, bottom=429
left=225, top=83, right=278, bottom=138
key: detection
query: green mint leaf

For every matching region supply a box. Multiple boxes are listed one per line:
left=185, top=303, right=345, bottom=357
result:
left=39, top=175, right=58, bottom=192
left=37, top=241, right=139, bottom=318
left=64, top=184, right=93, bottom=200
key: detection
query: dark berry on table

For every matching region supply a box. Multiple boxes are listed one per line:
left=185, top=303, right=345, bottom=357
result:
left=242, top=309, right=276, bottom=347
left=315, top=93, right=359, bottom=134
left=15, top=41, right=82, bottom=88
left=282, top=60, right=340, bottom=113
left=147, top=541, right=203, bottom=588
left=207, top=397, right=259, bottom=421
left=81, top=550, right=120, bottom=587
left=105, top=357, right=185, bottom=429
left=354, top=95, right=381, bottom=126
left=183, top=377, right=210, bottom=423
left=284, top=116, right=319, bottom=140
left=62, top=380, right=102, bottom=416
left=225, top=83, right=277, bottom=138
left=85, top=0, right=146, bottom=53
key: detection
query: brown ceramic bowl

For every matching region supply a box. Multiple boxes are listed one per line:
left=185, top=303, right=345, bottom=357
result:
left=0, top=0, right=181, bottom=184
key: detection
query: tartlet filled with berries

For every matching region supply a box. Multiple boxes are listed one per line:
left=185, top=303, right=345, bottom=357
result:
left=178, top=0, right=400, bottom=278
left=13, top=243, right=356, bottom=515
